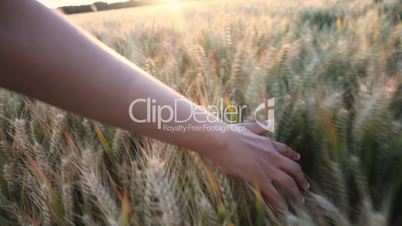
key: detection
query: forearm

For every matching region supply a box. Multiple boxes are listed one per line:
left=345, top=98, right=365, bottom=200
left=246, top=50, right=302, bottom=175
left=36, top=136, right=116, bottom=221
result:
left=0, top=0, right=227, bottom=155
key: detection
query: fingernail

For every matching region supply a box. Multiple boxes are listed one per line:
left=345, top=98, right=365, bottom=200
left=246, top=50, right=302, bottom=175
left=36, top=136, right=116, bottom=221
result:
left=305, top=182, right=310, bottom=190
left=297, top=153, right=301, bottom=160
left=301, top=197, right=305, bottom=204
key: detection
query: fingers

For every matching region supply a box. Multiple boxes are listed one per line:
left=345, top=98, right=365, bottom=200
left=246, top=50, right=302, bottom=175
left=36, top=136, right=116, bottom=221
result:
left=242, top=122, right=301, bottom=163
left=261, top=182, right=287, bottom=212
left=273, top=170, right=305, bottom=204
left=255, top=158, right=303, bottom=212
left=241, top=122, right=267, bottom=135
left=273, top=141, right=300, bottom=161
left=278, top=155, right=310, bottom=190
left=250, top=165, right=287, bottom=212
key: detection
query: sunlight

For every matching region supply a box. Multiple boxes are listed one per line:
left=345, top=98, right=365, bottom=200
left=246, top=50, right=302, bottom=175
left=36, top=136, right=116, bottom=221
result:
left=160, top=0, right=179, bottom=10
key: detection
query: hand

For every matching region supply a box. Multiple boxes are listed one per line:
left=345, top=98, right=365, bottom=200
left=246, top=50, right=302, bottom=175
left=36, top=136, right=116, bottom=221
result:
left=205, top=121, right=309, bottom=212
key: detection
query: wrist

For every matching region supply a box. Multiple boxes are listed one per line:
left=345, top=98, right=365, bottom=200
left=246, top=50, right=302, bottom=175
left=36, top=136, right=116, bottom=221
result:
left=197, top=122, right=232, bottom=158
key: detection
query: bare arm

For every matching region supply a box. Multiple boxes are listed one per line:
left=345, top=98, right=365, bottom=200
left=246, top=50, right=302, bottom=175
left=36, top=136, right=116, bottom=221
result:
left=0, top=0, right=309, bottom=211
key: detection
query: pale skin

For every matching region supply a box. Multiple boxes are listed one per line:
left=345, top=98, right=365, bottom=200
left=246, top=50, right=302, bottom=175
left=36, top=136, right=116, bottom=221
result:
left=0, top=0, right=309, bottom=212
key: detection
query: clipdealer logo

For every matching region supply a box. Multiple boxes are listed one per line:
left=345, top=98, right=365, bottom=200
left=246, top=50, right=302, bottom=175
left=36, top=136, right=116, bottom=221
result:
left=254, top=98, right=275, bottom=133
left=128, top=97, right=274, bottom=133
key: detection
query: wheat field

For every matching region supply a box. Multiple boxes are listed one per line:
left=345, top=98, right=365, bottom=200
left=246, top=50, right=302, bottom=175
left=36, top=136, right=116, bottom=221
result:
left=0, top=0, right=401, bottom=225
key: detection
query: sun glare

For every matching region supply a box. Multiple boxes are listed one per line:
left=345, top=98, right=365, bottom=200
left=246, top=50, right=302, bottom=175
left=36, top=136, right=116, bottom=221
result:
left=160, top=0, right=179, bottom=9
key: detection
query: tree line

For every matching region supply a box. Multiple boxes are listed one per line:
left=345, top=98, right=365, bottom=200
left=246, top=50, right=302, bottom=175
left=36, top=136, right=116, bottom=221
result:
left=60, top=0, right=172, bottom=14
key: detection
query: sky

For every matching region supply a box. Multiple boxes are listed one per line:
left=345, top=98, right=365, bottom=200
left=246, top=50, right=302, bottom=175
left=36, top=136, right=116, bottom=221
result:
left=38, top=0, right=124, bottom=8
